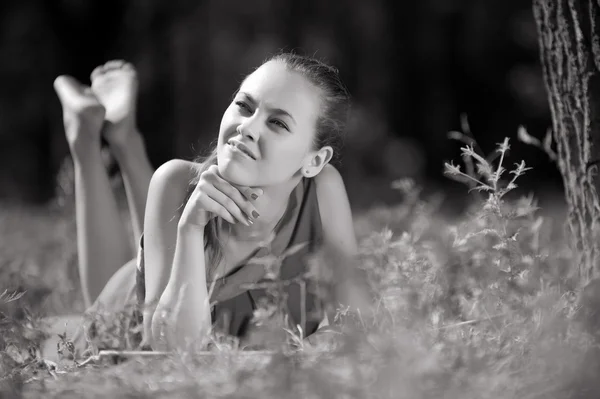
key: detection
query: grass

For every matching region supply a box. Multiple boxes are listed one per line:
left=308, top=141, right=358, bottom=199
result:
left=1, top=135, right=600, bottom=398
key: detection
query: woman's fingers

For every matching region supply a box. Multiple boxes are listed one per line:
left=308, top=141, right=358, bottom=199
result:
left=214, top=179, right=261, bottom=220
left=200, top=193, right=237, bottom=224
left=237, top=186, right=264, bottom=202
left=204, top=186, right=252, bottom=226
left=205, top=167, right=262, bottom=221
left=192, top=165, right=263, bottom=226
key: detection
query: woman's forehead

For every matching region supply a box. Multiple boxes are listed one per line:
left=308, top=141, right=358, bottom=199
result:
left=240, top=61, right=321, bottom=107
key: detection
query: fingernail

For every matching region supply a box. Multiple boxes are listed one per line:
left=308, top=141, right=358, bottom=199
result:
left=252, top=210, right=260, bottom=218
left=246, top=217, right=254, bottom=225
left=251, top=193, right=258, bottom=200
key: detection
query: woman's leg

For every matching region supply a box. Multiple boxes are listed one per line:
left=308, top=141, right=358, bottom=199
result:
left=42, top=260, right=140, bottom=360
left=91, top=60, right=154, bottom=244
left=54, top=76, right=133, bottom=308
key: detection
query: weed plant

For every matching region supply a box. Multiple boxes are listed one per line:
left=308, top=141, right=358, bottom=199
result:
left=1, top=133, right=599, bottom=398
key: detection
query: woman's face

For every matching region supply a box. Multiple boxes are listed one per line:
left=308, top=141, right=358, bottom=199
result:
left=216, top=60, right=322, bottom=187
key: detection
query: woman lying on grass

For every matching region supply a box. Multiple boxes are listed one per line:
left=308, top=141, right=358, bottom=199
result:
left=49, top=53, right=362, bottom=354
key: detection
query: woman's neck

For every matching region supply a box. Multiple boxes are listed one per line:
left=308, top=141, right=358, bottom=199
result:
left=229, top=175, right=303, bottom=242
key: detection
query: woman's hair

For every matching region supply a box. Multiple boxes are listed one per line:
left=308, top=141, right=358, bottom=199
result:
left=188, top=52, right=351, bottom=279
left=269, top=52, right=351, bottom=167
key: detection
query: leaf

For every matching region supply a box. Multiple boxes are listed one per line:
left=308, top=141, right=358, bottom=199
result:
left=0, top=289, right=26, bottom=304
left=543, top=128, right=553, bottom=149
left=463, top=146, right=488, bottom=167
left=510, top=160, right=532, bottom=176
left=517, top=125, right=541, bottom=146
left=476, top=162, right=494, bottom=179
left=543, top=128, right=558, bottom=161
left=447, top=130, right=466, bottom=141
left=464, top=229, right=501, bottom=241
left=496, top=137, right=511, bottom=153
left=282, top=241, right=308, bottom=258
left=509, top=230, right=520, bottom=241
left=469, top=184, right=494, bottom=193
left=493, top=166, right=506, bottom=181
left=460, top=113, right=472, bottom=135
left=492, top=241, right=506, bottom=249
left=444, top=162, right=462, bottom=175
left=530, top=216, right=544, bottom=233
left=391, top=178, right=418, bottom=193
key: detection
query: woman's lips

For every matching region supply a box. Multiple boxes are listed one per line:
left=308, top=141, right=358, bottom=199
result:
left=227, top=142, right=256, bottom=160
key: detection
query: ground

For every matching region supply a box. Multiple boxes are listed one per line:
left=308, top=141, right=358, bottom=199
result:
left=2, top=143, right=600, bottom=398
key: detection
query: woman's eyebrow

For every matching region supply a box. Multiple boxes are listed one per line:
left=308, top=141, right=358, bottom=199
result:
left=239, top=92, right=296, bottom=125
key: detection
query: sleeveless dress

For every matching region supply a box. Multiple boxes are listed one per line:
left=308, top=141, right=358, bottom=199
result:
left=135, top=176, right=325, bottom=340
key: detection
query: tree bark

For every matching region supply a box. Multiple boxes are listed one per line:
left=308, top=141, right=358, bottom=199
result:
left=533, top=0, right=600, bottom=283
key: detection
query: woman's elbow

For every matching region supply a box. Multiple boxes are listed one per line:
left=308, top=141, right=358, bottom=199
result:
left=149, top=294, right=212, bottom=352
left=148, top=304, right=171, bottom=351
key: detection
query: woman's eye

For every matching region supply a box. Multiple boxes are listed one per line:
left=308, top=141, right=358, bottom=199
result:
left=270, top=119, right=289, bottom=131
left=235, top=101, right=252, bottom=113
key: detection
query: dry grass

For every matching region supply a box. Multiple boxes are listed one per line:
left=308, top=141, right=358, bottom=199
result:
left=1, top=137, right=600, bottom=398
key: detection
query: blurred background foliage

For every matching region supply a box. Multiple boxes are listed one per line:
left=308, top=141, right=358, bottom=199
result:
left=0, top=0, right=559, bottom=210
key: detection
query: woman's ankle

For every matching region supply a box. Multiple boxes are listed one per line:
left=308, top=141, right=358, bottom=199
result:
left=109, top=128, right=145, bottom=161
left=70, top=144, right=104, bottom=169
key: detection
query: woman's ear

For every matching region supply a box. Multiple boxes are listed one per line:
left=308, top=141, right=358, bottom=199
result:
left=302, top=146, right=334, bottom=177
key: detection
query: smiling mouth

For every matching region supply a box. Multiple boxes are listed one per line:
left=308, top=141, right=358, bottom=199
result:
left=227, top=142, right=256, bottom=160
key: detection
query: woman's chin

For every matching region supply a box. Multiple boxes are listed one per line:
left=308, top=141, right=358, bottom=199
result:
left=217, top=162, right=254, bottom=186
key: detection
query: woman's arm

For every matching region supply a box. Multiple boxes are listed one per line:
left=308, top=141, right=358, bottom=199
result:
left=314, top=165, right=370, bottom=318
left=141, top=159, right=197, bottom=346
left=146, top=162, right=262, bottom=350
left=151, top=224, right=211, bottom=350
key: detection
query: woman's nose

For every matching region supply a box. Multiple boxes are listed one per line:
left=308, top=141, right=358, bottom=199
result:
left=237, top=120, right=260, bottom=141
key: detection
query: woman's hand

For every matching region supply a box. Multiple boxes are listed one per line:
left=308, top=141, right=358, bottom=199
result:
left=151, top=282, right=210, bottom=351
left=178, top=164, right=263, bottom=228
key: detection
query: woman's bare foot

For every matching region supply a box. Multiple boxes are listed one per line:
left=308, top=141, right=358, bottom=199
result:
left=54, top=75, right=105, bottom=152
left=90, top=60, right=139, bottom=148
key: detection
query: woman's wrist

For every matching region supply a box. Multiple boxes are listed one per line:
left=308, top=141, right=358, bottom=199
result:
left=177, top=212, right=209, bottom=233
left=169, top=223, right=207, bottom=284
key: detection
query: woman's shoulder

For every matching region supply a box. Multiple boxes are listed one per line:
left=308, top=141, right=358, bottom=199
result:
left=151, top=159, right=199, bottom=188
left=313, top=164, right=356, bottom=249
left=146, top=159, right=199, bottom=222
left=313, top=164, right=346, bottom=201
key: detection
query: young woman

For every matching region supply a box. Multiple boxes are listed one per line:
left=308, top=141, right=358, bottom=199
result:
left=51, top=53, right=359, bottom=353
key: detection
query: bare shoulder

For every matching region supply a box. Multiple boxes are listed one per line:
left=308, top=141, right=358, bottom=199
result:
left=314, top=164, right=357, bottom=251
left=151, top=159, right=198, bottom=190
left=314, top=164, right=351, bottom=210
left=146, top=159, right=199, bottom=225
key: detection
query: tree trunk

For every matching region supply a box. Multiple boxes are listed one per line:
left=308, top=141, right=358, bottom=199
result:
left=533, top=0, right=600, bottom=284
